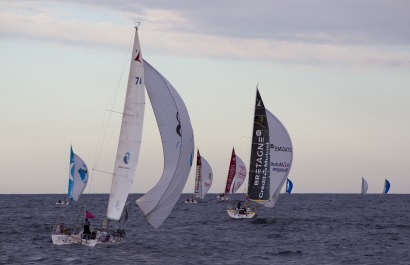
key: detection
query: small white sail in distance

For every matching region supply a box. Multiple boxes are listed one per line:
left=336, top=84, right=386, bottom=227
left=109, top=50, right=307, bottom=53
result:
left=361, top=177, right=368, bottom=195
left=225, top=148, right=247, bottom=195
left=195, top=150, right=213, bottom=200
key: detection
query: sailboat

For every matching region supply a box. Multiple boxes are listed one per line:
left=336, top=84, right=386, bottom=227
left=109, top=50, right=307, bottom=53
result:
left=52, top=146, right=90, bottom=243
left=286, top=178, right=293, bottom=194
left=217, top=148, right=246, bottom=202
left=56, top=146, right=88, bottom=205
left=52, top=26, right=194, bottom=246
left=382, top=178, right=390, bottom=194
left=361, top=177, right=368, bottom=195
left=186, top=150, right=213, bottom=203
left=228, top=88, right=293, bottom=219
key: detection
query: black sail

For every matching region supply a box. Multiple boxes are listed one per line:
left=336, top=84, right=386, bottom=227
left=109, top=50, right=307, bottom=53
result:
left=247, top=89, right=270, bottom=201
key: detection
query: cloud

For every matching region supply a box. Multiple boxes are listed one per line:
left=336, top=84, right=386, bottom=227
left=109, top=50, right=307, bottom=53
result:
left=1, top=0, right=410, bottom=67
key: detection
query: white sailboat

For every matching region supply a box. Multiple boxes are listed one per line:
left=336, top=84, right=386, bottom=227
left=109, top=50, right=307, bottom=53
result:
left=186, top=150, right=213, bottom=203
left=217, top=148, right=246, bottom=202
left=52, top=26, right=194, bottom=246
left=228, top=88, right=293, bottom=219
left=361, top=177, right=368, bottom=195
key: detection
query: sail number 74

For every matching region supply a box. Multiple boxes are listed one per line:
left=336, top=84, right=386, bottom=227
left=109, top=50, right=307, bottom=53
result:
left=135, top=77, right=142, bottom=85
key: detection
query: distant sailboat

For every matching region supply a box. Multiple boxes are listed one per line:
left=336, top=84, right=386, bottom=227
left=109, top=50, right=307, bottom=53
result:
left=217, top=148, right=246, bottom=202
left=382, top=179, right=390, bottom=194
left=187, top=150, right=213, bottom=203
left=361, top=177, right=368, bottom=195
left=228, top=88, right=293, bottom=219
left=286, top=178, right=293, bottom=194
left=52, top=26, right=194, bottom=246
left=57, top=146, right=88, bottom=205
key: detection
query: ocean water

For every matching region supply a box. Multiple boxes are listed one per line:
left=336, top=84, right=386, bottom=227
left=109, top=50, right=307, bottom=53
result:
left=0, top=193, right=409, bottom=265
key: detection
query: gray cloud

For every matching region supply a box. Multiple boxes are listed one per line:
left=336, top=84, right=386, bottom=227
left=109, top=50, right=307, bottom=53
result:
left=54, top=0, right=410, bottom=45
left=1, top=0, right=410, bottom=67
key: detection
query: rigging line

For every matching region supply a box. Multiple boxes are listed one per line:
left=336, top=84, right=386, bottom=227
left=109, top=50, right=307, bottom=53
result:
left=92, top=168, right=113, bottom=175
left=92, top=29, right=134, bottom=170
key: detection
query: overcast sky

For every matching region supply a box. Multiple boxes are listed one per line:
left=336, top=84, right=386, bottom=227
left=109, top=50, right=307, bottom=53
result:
left=1, top=0, right=409, bottom=194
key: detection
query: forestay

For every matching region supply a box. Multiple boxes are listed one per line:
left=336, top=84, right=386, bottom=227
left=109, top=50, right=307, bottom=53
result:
left=136, top=60, right=194, bottom=229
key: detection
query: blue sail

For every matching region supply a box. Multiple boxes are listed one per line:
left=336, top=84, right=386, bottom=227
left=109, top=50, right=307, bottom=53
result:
left=67, top=146, right=75, bottom=202
left=286, top=178, right=293, bottom=194
left=384, top=179, right=390, bottom=194
left=67, top=146, right=89, bottom=202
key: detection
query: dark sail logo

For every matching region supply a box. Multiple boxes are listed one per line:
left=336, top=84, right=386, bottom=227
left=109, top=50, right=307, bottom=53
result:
left=176, top=112, right=182, bottom=136
left=78, top=166, right=88, bottom=183
left=123, top=152, right=131, bottom=164
left=270, top=144, right=292, bottom=152
left=134, top=50, right=141, bottom=63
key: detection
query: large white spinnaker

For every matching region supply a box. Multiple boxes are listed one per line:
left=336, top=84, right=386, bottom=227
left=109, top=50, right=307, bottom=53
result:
left=107, top=28, right=145, bottom=221
left=136, top=60, right=194, bottom=229
left=68, top=146, right=89, bottom=202
left=262, top=109, right=293, bottom=207
left=195, top=150, right=213, bottom=199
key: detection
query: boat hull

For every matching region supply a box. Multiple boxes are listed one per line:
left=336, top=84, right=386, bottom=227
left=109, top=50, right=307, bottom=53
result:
left=227, top=209, right=257, bottom=219
left=51, top=234, right=97, bottom=247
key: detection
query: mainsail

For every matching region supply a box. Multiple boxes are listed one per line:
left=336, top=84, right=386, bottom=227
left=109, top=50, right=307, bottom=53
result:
left=195, top=150, right=213, bottom=199
left=383, top=179, right=390, bottom=194
left=106, top=28, right=145, bottom=221
left=224, top=148, right=246, bottom=195
left=136, top=60, right=195, bottom=229
left=286, top=178, right=293, bottom=194
left=248, top=89, right=293, bottom=207
left=68, top=146, right=89, bottom=202
left=361, top=177, right=368, bottom=195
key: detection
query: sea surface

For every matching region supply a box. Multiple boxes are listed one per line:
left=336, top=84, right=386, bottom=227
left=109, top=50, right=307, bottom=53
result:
left=0, top=194, right=409, bottom=265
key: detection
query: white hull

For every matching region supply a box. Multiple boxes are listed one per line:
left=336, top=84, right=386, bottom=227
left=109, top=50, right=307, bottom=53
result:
left=227, top=209, right=257, bottom=219
left=55, top=202, right=70, bottom=205
left=51, top=234, right=97, bottom=247
left=184, top=200, right=197, bottom=204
